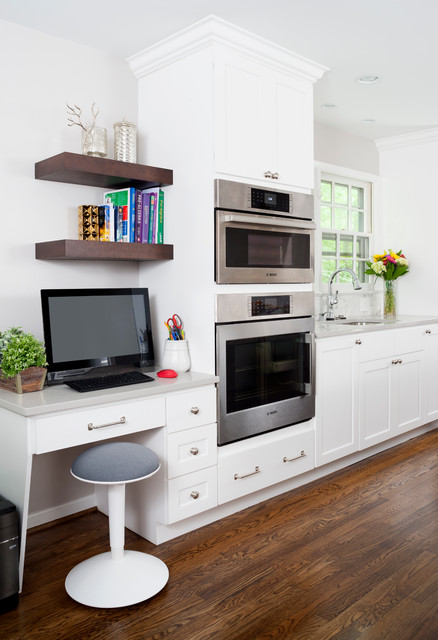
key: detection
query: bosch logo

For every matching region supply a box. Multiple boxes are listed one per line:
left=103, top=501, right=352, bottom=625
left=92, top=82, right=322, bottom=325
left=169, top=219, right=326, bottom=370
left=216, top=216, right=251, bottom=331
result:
left=267, top=409, right=278, bottom=416
left=266, top=272, right=278, bottom=277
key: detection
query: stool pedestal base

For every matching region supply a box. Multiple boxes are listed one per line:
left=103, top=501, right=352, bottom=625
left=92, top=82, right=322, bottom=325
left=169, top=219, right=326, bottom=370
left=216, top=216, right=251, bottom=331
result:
left=65, top=550, right=169, bottom=608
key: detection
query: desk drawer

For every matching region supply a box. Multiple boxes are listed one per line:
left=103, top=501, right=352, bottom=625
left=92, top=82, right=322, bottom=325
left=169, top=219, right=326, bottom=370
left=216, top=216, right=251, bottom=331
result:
left=34, top=396, right=165, bottom=454
left=166, top=386, right=216, bottom=433
left=167, top=423, right=217, bottom=479
left=167, top=466, right=217, bottom=523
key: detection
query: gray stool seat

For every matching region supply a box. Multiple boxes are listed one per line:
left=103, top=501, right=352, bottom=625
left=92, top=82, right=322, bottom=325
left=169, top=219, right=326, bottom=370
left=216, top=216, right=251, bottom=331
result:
left=71, top=442, right=160, bottom=484
left=65, top=441, right=168, bottom=608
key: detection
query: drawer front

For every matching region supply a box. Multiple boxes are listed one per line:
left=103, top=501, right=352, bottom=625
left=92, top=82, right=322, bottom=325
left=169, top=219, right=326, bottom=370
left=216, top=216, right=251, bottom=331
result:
left=167, top=423, right=217, bottom=479
left=358, top=330, right=394, bottom=362
left=166, top=386, right=216, bottom=433
left=34, top=396, right=165, bottom=454
left=167, top=466, right=218, bottom=523
left=218, top=424, right=315, bottom=505
left=393, top=326, right=425, bottom=354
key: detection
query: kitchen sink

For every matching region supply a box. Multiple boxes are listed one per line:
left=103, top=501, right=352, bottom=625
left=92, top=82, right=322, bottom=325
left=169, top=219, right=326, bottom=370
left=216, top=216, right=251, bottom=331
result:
left=333, top=319, right=384, bottom=326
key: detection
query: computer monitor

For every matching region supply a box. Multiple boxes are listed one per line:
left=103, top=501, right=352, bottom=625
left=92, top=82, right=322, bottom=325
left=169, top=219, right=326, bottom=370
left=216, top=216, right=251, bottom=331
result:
left=41, top=288, right=155, bottom=384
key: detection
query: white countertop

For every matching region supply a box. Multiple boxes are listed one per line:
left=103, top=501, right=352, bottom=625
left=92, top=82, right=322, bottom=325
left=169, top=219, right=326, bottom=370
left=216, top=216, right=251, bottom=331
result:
left=0, top=370, right=219, bottom=417
left=316, top=315, right=438, bottom=339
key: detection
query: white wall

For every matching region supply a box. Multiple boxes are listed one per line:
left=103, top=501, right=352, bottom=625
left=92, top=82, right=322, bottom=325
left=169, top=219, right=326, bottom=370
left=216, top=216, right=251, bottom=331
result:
left=0, top=19, right=143, bottom=520
left=314, top=122, right=380, bottom=176
left=377, top=129, right=438, bottom=315
left=0, top=20, right=139, bottom=340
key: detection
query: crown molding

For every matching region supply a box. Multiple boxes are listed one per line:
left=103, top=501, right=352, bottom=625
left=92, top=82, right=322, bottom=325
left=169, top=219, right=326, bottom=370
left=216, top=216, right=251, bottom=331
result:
left=128, top=15, right=327, bottom=82
left=375, top=128, right=438, bottom=151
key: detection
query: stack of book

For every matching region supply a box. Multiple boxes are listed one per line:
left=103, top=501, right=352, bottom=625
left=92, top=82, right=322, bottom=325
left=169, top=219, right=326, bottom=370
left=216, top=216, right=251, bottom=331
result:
left=78, top=187, right=164, bottom=243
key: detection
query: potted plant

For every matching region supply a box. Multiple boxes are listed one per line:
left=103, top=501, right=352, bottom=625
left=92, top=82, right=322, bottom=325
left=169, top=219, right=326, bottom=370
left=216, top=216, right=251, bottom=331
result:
left=0, top=327, right=48, bottom=393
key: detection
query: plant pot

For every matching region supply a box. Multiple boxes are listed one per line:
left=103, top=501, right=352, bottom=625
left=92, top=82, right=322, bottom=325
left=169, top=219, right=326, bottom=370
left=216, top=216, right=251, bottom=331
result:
left=0, top=366, right=47, bottom=394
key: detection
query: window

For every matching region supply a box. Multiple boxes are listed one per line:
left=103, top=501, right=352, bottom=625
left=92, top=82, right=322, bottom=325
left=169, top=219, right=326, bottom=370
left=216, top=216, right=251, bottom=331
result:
left=318, top=172, right=372, bottom=287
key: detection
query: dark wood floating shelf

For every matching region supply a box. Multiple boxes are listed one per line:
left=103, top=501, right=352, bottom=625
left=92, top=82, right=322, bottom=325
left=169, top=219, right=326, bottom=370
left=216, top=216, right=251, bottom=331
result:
left=35, top=152, right=173, bottom=189
left=35, top=240, right=174, bottom=261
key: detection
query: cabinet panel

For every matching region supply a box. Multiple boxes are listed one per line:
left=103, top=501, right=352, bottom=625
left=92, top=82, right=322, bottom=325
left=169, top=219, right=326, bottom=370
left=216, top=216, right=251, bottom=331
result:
left=34, top=396, right=165, bottom=454
left=394, top=352, right=423, bottom=434
left=358, top=358, right=392, bottom=448
left=167, top=423, right=217, bottom=479
left=424, top=324, right=438, bottom=421
left=214, top=50, right=314, bottom=190
left=358, top=330, right=394, bottom=362
left=166, top=386, right=216, bottom=433
left=218, top=423, right=314, bottom=504
left=315, top=336, right=358, bottom=466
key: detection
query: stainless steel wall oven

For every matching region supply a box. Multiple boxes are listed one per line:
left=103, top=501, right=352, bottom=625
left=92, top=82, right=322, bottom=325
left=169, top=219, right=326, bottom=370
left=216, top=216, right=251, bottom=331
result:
left=215, top=179, right=315, bottom=285
left=216, top=292, right=315, bottom=446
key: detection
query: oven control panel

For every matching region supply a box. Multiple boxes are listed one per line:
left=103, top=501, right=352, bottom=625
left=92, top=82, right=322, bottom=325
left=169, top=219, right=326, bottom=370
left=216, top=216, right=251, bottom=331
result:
left=215, top=291, right=314, bottom=323
left=250, top=295, right=292, bottom=317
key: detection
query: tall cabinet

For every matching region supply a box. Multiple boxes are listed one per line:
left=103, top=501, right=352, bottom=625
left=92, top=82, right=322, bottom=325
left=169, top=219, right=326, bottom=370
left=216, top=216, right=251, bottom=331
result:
left=128, top=16, right=326, bottom=374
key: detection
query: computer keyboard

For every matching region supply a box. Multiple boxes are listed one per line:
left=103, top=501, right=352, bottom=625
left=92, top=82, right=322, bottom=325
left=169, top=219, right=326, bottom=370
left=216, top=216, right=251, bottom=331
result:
left=64, top=370, right=155, bottom=392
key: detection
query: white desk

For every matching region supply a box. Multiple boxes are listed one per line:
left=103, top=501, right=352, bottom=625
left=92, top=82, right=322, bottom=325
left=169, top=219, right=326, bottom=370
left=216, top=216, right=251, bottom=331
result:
left=0, top=371, right=218, bottom=590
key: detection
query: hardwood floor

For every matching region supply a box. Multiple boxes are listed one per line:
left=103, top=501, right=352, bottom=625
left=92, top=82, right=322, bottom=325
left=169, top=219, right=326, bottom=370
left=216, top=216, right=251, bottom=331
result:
left=2, top=428, right=438, bottom=640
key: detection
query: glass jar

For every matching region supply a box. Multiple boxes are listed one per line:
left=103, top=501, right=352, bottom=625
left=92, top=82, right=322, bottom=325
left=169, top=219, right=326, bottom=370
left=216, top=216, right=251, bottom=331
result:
left=114, top=119, right=137, bottom=163
left=81, top=126, right=107, bottom=157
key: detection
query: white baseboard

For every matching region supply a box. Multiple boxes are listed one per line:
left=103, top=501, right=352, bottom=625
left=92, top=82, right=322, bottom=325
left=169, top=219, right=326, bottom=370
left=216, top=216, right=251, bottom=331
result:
left=27, top=494, right=97, bottom=529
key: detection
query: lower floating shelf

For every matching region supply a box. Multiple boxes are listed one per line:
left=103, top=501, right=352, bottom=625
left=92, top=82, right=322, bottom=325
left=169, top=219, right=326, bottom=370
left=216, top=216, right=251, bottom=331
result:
left=35, top=239, right=174, bottom=261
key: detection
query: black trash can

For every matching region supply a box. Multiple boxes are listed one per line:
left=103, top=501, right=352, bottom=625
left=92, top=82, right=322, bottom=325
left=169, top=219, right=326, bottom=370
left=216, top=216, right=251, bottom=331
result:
left=0, top=495, right=19, bottom=613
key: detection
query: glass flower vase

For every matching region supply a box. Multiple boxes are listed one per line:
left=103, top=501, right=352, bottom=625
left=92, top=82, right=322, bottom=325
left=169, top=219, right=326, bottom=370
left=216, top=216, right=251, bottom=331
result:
left=384, top=280, right=397, bottom=319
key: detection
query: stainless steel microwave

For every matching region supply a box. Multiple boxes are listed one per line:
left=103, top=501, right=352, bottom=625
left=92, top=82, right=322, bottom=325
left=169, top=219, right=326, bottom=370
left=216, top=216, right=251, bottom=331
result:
left=215, top=179, right=315, bottom=284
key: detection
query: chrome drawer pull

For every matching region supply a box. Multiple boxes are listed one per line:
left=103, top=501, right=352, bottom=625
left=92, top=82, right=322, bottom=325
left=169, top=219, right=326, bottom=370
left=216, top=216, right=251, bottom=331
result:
left=189, top=447, right=199, bottom=456
left=283, top=450, right=306, bottom=463
left=190, top=490, right=200, bottom=500
left=355, top=339, right=362, bottom=345
left=234, top=466, right=260, bottom=480
left=190, top=407, right=200, bottom=415
left=88, top=416, right=126, bottom=431
left=426, top=329, right=432, bottom=334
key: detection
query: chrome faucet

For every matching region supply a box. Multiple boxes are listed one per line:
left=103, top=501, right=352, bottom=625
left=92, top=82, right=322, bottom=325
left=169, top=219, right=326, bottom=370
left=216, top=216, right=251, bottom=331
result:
left=324, top=268, right=362, bottom=320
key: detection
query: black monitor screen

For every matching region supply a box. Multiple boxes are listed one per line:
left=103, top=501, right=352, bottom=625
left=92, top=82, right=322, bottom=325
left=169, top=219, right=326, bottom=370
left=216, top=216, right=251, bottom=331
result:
left=41, top=288, right=154, bottom=382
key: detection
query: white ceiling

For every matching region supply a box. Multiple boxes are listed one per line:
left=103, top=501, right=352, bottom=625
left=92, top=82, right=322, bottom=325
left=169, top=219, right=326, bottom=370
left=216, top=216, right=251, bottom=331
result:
left=1, top=0, right=436, bottom=141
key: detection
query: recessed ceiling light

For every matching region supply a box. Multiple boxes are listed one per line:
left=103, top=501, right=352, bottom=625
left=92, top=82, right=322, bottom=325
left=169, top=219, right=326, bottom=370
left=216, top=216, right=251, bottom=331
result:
left=321, top=103, right=337, bottom=109
left=356, top=75, right=380, bottom=84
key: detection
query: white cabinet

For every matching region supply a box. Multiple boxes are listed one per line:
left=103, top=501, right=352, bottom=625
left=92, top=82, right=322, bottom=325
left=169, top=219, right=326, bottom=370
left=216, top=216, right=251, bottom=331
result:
left=214, top=49, right=315, bottom=190
left=164, top=387, right=218, bottom=523
left=316, top=326, right=426, bottom=466
left=423, top=323, right=438, bottom=422
left=315, top=334, right=359, bottom=466
left=218, top=422, right=315, bottom=504
left=358, top=328, right=424, bottom=449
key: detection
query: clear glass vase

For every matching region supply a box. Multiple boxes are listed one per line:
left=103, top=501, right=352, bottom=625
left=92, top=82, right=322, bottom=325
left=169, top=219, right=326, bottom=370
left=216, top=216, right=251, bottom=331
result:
left=81, top=126, right=107, bottom=157
left=384, top=279, right=397, bottom=319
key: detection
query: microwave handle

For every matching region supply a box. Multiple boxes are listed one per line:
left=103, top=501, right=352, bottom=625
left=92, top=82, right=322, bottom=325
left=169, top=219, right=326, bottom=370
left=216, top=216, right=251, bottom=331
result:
left=221, top=212, right=316, bottom=230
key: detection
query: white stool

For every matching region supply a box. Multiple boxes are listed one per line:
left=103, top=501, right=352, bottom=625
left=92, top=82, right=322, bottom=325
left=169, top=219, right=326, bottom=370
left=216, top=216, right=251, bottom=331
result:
left=65, top=442, right=169, bottom=608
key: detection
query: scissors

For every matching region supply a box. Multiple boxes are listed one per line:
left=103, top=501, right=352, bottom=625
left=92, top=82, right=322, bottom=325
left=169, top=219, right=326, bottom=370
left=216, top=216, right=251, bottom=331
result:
left=167, top=314, right=184, bottom=340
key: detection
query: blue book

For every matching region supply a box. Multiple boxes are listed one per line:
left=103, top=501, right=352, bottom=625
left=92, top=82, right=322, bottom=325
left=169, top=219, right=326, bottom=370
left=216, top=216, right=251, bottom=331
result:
left=103, top=187, right=136, bottom=242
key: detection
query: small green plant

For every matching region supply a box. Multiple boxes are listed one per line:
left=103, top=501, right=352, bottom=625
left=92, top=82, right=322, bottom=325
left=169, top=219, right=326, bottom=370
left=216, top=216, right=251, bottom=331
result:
left=0, top=327, right=47, bottom=378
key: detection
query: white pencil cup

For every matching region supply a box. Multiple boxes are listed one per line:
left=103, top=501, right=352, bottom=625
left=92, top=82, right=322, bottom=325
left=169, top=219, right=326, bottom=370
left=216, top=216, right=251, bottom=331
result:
left=162, top=340, right=191, bottom=372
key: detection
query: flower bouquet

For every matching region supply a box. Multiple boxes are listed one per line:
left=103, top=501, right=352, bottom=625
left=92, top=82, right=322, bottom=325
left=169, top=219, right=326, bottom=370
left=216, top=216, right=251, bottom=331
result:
left=365, top=250, right=409, bottom=318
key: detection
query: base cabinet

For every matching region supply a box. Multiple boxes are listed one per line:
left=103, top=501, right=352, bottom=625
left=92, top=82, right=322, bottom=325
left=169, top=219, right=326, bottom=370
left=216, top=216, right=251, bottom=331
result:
left=316, top=325, right=427, bottom=467
left=315, top=335, right=358, bottom=466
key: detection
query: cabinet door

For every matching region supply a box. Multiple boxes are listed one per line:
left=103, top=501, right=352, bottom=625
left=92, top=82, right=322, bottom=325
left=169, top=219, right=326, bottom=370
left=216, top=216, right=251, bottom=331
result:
left=214, top=50, right=314, bottom=190
left=358, top=357, right=392, bottom=449
left=392, top=351, right=423, bottom=435
left=315, top=336, right=358, bottom=466
left=423, top=324, right=438, bottom=422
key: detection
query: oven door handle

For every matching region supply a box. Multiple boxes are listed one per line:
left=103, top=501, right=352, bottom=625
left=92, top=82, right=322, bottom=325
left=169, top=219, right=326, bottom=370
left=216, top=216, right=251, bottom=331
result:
left=304, top=332, right=315, bottom=395
left=221, top=212, right=316, bottom=230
